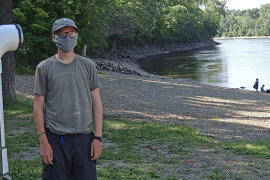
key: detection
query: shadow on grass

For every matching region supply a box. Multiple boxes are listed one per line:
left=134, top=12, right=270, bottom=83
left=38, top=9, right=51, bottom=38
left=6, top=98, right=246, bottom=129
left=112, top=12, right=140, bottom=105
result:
left=3, top=96, right=33, bottom=120
left=102, top=116, right=270, bottom=161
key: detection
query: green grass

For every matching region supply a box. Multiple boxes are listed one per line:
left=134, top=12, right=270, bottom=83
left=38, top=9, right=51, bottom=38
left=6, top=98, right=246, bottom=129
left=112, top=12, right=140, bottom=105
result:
left=97, top=165, right=159, bottom=180
left=3, top=97, right=38, bottom=156
left=222, top=141, right=270, bottom=158
left=208, top=167, right=226, bottom=180
left=98, top=116, right=270, bottom=179
left=3, top=97, right=270, bottom=179
left=4, top=96, right=33, bottom=121
left=15, top=66, right=35, bottom=76
left=102, top=116, right=217, bottom=148
left=8, top=158, right=42, bottom=180
left=98, top=71, right=105, bottom=75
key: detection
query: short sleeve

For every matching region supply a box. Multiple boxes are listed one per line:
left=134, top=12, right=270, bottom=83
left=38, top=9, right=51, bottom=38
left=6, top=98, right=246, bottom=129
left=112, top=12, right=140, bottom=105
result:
left=34, top=66, right=47, bottom=96
left=89, top=62, right=100, bottom=91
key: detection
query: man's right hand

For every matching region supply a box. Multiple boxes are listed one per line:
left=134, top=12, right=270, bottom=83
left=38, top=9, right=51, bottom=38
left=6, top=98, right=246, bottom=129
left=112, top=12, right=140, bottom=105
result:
left=39, top=134, right=53, bottom=165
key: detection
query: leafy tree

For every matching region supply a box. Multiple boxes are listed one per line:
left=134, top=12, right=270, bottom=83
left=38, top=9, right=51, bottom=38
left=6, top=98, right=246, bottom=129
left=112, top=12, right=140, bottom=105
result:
left=12, top=0, right=226, bottom=67
left=13, top=0, right=52, bottom=67
left=217, top=3, right=270, bottom=37
left=13, top=0, right=108, bottom=66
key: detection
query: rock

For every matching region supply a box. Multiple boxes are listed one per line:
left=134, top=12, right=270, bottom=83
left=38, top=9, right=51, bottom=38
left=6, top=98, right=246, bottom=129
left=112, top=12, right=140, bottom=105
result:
left=4, top=175, right=11, bottom=180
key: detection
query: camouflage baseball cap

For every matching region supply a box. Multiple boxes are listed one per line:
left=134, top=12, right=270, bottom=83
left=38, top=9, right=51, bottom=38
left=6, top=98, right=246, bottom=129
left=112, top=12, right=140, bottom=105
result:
left=52, top=18, right=79, bottom=34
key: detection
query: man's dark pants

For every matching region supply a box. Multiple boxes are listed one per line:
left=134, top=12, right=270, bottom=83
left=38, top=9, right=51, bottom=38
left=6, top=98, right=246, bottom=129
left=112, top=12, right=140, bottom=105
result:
left=42, top=129, right=97, bottom=180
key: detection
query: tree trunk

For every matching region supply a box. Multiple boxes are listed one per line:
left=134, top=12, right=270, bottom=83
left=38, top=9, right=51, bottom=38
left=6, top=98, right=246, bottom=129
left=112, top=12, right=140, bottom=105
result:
left=24, top=37, right=28, bottom=66
left=1, top=53, right=16, bottom=100
left=0, top=0, right=16, bottom=100
left=82, top=44, right=87, bottom=56
left=111, top=39, right=117, bottom=53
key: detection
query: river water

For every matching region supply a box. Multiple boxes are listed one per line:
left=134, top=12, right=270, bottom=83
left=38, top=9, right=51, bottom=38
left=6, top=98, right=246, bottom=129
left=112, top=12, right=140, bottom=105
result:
left=139, top=39, right=270, bottom=90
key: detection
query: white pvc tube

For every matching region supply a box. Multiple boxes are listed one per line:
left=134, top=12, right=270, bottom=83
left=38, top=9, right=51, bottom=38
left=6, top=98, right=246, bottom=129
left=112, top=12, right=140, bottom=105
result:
left=0, top=24, right=24, bottom=174
left=0, top=25, right=22, bottom=58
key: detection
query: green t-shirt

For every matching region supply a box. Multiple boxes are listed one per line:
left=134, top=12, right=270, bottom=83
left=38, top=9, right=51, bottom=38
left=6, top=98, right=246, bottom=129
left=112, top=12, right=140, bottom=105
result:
left=34, top=54, right=99, bottom=135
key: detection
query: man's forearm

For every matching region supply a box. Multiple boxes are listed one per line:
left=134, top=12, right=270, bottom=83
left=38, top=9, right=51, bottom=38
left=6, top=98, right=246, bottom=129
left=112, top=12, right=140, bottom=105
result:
left=34, top=108, right=49, bottom=144
left=93, top=101, right=103, bottom=137
left=91, top=88, right=103, bottom=137
left=34, top=108, right=45, bottom=132
left=33, top=95, right=48, bottom=142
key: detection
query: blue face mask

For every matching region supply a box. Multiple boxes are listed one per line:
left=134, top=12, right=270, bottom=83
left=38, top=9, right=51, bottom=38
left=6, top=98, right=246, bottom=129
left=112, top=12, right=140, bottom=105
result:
left=54, top=35, right=77, bottom=53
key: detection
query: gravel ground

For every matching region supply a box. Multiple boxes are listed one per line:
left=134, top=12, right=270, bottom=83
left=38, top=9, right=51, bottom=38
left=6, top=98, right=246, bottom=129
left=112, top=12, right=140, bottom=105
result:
left=15, top=69, right=270, bottom=142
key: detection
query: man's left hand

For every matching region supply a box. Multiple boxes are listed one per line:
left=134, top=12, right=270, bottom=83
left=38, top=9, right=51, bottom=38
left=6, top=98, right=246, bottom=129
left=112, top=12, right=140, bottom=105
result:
left=91, top=139, right=102, bottom=160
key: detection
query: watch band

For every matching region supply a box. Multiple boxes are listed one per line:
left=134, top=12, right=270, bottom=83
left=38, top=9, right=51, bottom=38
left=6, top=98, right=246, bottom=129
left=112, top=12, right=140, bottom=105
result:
left=93, top=136, right=103, bottom=142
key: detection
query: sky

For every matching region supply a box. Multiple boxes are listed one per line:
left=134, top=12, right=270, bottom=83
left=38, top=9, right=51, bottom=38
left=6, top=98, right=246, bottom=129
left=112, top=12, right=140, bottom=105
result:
left=225, top=0, right=270, bottom=10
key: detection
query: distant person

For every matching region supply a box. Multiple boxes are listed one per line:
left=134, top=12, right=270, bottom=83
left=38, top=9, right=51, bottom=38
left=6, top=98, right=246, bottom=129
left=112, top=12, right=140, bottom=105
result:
left=253, top=78, right=259, bottom=91
left=261, top=85, right=265, bottom=92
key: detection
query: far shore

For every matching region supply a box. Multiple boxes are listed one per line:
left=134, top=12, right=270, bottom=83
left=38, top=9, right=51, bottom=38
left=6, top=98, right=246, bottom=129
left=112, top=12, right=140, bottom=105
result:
left=213, top=36, right=270, bottom=40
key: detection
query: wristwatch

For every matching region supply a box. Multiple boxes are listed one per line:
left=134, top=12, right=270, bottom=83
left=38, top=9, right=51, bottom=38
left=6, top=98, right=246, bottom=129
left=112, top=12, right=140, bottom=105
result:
left=93, top=136, right=103, bottom=142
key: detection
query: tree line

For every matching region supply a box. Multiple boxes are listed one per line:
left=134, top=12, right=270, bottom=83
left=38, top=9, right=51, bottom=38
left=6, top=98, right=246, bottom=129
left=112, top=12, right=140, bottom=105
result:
left=12, top=0, right=226, bottom=68
left=217, top=3, right=270, bottom=37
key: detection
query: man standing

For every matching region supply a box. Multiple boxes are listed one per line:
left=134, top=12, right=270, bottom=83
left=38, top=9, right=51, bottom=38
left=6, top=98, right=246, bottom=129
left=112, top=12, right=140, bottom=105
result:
left=33, top=18, right=103, bottom=180
left=253, top=78, right=259, bottom=91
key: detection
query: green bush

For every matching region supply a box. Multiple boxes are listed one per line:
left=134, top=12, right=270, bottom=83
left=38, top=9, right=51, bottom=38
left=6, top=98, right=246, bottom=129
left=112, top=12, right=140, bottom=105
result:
left=15, top=66, right=35, bottom=75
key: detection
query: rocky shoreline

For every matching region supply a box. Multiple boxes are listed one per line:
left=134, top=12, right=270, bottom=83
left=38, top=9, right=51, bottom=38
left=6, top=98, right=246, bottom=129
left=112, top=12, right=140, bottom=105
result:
left=91, top=40, right=220, bottom=77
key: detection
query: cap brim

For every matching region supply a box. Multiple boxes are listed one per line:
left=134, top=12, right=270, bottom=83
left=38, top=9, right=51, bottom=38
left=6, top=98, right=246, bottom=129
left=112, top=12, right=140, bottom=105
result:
left=53, top=26, right=79, bottom=33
